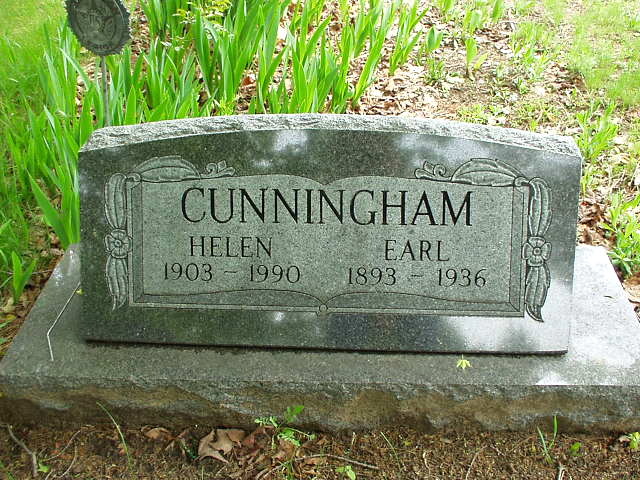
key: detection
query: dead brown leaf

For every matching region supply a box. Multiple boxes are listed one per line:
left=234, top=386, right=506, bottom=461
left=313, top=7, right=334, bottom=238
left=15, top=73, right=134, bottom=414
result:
left=198, top=430, right=229, bottom=463
left=211, top=428, right=245, bottom=454
left=225, top=429, right=246, bottom=443
left=144, top=427, right=173, bottom=442
left=241, top=73, right=256, bottom=87
left=242, top=426, right=272, bottom=449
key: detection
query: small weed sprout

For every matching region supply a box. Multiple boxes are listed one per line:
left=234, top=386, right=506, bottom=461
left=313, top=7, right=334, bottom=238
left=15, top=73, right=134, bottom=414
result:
left=490, top=0, right=505, bottom=23
left=256, top=405, right=316, bottom=448
left=97, top=402, right=132, bottom=469
left=576, top=102, right=619, bottom=162
left=464, top=37, right=487, bottom=78
left=627, top=432, right=640, bottom=450
left=435, top=0, right=456, bottom=21
left=337, top=464, right=357, bottom=479
left=456, top=355, right=472, bottom=370
left=10, top=252, right=36, bottom=304
left=37, top=462, right=50, bottom=474
left=602, top=193, right=640, bottom=277
left=463, top=8, right=485, bottom=35
left=569, top=441, right=582, bottom=456
left=509, top=21, right=556, bottom=84
left=458, top=104, right=489, bottom=124
left=418, top=26, right=445, bottom=84
left=515, top=0, right=536, bottom=16
left=389, top=0, right=426, bottom=76
left=536, top=416, right=558, bottom=465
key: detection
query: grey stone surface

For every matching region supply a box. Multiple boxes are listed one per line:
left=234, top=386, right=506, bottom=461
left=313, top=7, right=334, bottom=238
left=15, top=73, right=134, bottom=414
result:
left=1, top=244, right=638, bottom=432
left=80, top=115, right=581, bottom=352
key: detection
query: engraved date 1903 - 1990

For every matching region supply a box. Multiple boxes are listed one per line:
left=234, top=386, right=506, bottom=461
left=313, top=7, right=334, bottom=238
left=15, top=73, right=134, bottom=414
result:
left=163, top=262, right=301, bottom=284
left=163, top=262, right=488, bottom=288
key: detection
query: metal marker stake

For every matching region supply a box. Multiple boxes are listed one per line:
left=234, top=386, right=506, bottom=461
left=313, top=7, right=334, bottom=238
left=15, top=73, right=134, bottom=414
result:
left=101, top=56, right=111, bottom=126
left=66, top=0, right=130, bottom=127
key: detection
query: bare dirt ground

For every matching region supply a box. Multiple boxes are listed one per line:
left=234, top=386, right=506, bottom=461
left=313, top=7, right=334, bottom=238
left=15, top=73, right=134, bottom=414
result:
left=1, top=424, right=640, bottom=479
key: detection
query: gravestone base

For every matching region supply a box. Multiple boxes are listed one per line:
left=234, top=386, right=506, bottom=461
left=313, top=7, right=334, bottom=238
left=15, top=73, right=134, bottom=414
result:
left=0, top=244, right=638, bottom=432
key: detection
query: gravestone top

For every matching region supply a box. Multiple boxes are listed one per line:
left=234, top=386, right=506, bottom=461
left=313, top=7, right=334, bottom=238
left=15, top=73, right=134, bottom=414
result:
left=66, top=0, right=130, bottom=56
left=83, top=114, right=580, bottom=155
left=79, top=114, right=581, bottom=353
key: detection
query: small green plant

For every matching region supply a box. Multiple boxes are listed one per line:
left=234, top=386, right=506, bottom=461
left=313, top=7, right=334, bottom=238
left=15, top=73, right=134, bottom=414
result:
left=576, top=102, right=619, bottom=162
left=352, top=0, right=398, bottom=107
left=418, top=26, right=445, bottom=84
left=569, top=441, right=582, bottom=456
left=458, top=104, right=489, bottom=124
left=380, top=432, right=403, bottom=471
left=388, top=0, right=426, bottom=76
left=256, top=405, right=316, bottom=447
left=10, top=252, right=36, bottom=303
left=515, top=0, right=536, bottom=15
left=456, top=355, right=472, bottom=370
left=567, top=0, right=640, bottom=105
left=435, top=0, right=456, bottom=20
left=490, top=0, right=505, bottom=22
left=630, top=12, right=640, bottom=31
left=627, top=431, right=640, bottom=450
left=419, top=26, right=443, bottom=59
left=424, top=58, right=446, bottom=84
left=464, top=37, right=487, bottom=78
left=537, top=416, right=558, bottom=465
left=601, top=193, right=640, bottom=277
left=513, top=98, right=560, bottom=132
left=37, top=462, right=50, bottom=474
left=463, top=8, right=485, bottom=34
left=337, top=464, right=357, bottom=479
left=509, top=21, right=556, bottom=84
left=0, top=316, right=13, bottom=348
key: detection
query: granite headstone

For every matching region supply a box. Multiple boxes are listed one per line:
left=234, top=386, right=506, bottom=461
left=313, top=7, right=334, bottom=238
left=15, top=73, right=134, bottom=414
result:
left=79, top=115, right=581, bottom=353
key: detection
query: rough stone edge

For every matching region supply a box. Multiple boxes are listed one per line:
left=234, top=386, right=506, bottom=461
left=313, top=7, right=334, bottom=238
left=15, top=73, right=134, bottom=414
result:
left=1, top=380, right=639, bottom=433
left=80, top=114, right=581, bottom=157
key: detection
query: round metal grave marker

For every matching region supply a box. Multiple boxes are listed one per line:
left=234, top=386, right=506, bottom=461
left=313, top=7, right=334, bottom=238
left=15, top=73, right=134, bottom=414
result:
left=66, top=0, right=130, bottom=56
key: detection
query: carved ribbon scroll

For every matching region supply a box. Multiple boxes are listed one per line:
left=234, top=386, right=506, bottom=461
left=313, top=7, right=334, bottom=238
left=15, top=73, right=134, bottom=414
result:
left=415, top=158, right=552, bottom=322
left=103, top=156, right=235, bottom=310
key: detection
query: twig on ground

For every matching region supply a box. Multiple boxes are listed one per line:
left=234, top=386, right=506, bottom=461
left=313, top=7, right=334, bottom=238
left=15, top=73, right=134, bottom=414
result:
left=490, top=444, right=504, bottom=456
left=43, top=428, right=84, bottom=461
left=59, top=446, right=77, bottom=478
left=556, top=463, right=566, bottom=480
left=465, top=446, right=486, bottom=480
left=256, top=464, right=281, bottom=479
left=44, top=445, right=77, bottom=480
left=4, top=424, right=38, bottom=478
left=296, top=453, right=380, bottom=470
left=421, top=450, right=431, bottom=475
left=380, top=432, right=404, bottom=471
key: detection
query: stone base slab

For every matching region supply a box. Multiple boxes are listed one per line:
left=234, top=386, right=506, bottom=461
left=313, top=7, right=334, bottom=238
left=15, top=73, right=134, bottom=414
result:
left=0, top=245, right=638, bottom=432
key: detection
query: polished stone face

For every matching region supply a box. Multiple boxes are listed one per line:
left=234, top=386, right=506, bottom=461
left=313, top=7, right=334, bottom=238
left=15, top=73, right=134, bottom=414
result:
left=79, top=115, right=582, bottom=353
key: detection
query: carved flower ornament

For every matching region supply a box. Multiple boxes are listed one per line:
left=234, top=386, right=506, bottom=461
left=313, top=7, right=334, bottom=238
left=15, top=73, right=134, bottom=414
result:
left=105, top=229, right=132, bottom=259
left=522, top=236, right=551, bottom=267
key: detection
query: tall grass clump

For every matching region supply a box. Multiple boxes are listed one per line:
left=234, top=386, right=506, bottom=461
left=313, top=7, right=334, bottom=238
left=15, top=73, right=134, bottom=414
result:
left=0, top=1, right=64, bottom=296
left=1, top=0, right=427, bottom=298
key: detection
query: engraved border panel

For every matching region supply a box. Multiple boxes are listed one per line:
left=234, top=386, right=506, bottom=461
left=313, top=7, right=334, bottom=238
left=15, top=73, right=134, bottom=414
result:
left=104, top=156, right=552, bottom=321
